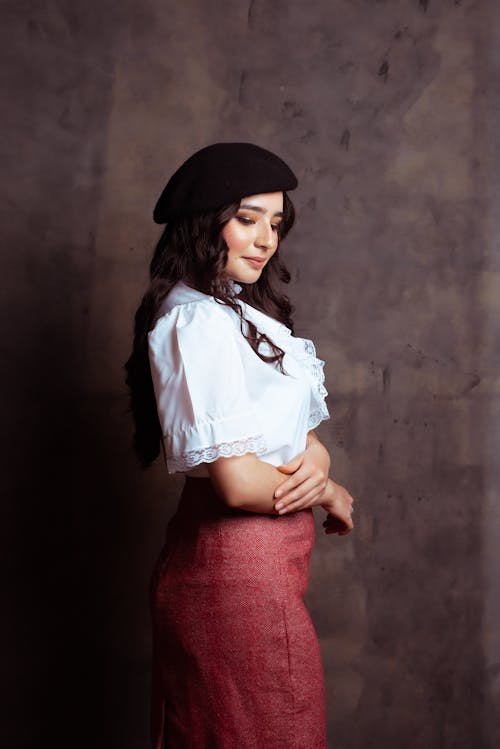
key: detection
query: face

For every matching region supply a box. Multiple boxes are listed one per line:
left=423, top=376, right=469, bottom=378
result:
left=221, top=192, right=284, bottom=284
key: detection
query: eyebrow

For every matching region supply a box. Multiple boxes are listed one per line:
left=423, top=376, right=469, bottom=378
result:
left=239, top=203, right=284, bottom=218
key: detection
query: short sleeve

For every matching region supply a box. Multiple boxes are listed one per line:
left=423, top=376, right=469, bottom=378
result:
left=147, top=300, right=267, bottom=473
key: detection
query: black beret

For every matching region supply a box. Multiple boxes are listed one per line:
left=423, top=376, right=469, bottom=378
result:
left=153, top=142, right=298, bottom=224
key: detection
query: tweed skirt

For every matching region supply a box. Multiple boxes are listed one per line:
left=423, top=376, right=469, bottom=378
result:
left=149, top=476, right=326, bottom=749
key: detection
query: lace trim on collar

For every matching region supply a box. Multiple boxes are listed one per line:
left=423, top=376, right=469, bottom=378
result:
left=237, top=301, right=330, bottom=425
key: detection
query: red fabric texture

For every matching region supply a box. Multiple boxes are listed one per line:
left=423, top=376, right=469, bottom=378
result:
left=149, top=476, right=327, bottom=749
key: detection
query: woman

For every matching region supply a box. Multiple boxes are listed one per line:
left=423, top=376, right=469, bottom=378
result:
left=125, top=142, right=355, bottom=749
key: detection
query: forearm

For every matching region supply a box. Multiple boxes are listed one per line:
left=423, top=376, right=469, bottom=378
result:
left=306, top=429, right=320, bottom=448
left=207, top=432, right=332, bottom=515
left=207, top=453, right=292, bottom=515
left=305, top=429, right=331, bottom=472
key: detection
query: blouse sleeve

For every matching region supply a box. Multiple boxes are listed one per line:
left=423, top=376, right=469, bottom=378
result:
left=147, top=299, right=267, bottom=473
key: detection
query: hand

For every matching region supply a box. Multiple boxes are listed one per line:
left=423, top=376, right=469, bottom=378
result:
left=273, top=434, right=331, bottom=515
left=321, top=479, right=354, bottom=536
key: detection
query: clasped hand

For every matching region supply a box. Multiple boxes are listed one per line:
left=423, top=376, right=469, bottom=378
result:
left=273, top=436, right=355, bottom=536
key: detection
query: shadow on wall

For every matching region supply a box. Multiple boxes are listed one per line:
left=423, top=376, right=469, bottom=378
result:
left=1, top=2, right=133, bottom=747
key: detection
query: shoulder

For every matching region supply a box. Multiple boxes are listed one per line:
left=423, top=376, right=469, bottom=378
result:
left=148, top=298, right=238, bottom=353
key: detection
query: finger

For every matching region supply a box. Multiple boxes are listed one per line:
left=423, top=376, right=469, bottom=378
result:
left=276, top=466, right=297, bottom=474
left=275, top=460, right=304, bottom=484
left=325, top=527, right=352, bottom=535
left=276, top=483, right=321, bottom=514
left=276, top=454, right=304, bottom=473
left=339, top=515, right=354, bottom=533
left=277, top=463, right=299, bottom=475
left=279, top=484, right=325, bottom=514
left=325, top=519, right=354, bottom=535
left=274, top=476, right=303, bottom=500
left=323, top=517, right=345, bottom=533
left=322, top=515, right=344, bottom=528
left=274, top=466, right=314, bottom=500
left=338, top=523, right=354, bottom=536
left=326, top=497, right=354, bottom=525
left=323, top=510, right=354, bottom=533
left=275, top=475, right=320, bottom=508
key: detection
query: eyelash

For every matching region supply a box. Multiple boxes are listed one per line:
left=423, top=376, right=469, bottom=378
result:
left=236, top=216, right=281, bottom=231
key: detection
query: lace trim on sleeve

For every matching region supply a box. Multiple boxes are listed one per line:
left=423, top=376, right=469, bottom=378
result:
left=167, top=433, right=267, bottom=473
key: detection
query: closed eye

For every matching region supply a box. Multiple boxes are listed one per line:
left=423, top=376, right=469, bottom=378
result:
left=236, top=216, right=281, bottom=231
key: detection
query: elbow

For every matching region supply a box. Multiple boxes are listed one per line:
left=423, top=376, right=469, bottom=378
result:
left=213, top=482, right=245, bottom=509
left=222, top=493, right=241, bottom=509
left=207, top=453, right=266, bottom=510
left=206, top=470, right=241, bottom=508
left=211, top=475, right=255, bottom=510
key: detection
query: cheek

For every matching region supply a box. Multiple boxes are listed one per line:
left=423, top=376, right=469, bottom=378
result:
left=221, top=223, right=250, bottom=254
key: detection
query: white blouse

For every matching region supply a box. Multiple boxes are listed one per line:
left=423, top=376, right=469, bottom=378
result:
left=147, top=280, right=330, bottom=477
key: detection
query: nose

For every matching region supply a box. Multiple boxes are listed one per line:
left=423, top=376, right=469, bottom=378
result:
left=255, top=222, right=276, bottom=250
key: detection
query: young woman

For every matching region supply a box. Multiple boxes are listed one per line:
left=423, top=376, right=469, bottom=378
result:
left=125, top=142, right=355, bottom=749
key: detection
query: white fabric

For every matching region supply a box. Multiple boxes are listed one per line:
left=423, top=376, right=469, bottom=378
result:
left=147, top=280, right=330, bottom=476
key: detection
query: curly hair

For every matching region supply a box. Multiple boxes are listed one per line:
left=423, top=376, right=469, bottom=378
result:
left=124, top=192, right=296, bottom=468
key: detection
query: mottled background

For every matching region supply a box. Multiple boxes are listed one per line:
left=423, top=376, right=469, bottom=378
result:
left=2, top=0, right=499, bottom=747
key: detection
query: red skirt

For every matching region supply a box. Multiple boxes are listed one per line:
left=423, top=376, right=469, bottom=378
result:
left=149, top=476, right=326, bottom=749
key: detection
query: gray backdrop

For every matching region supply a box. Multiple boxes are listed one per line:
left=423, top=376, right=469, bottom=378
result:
left=3, top=0, right=499, bottom=747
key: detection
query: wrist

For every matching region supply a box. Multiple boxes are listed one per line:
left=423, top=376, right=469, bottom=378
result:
left=320, top=479, right=335, bottom=510
left=306, top=437, right=331, bottom=473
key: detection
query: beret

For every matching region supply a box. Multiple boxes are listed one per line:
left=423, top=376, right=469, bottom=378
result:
left=153, top=142, right=298, bottom=224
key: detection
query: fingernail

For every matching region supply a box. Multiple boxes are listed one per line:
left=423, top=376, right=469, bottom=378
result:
left=275, top=502, right=283, bottom=510
left=275, top=489, right=282, bottom=498
left=278, top=508, right=287, bottom=515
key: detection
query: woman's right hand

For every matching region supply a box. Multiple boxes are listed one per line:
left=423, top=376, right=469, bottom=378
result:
left=320, top=479, right=355, bottom=536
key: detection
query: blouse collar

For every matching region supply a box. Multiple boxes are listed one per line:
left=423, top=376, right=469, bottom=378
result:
left=163, top=280, right=292, bottom=345
left=161, top=280, right=329, bottom=416
left=166, top=279, right=241, bottom=306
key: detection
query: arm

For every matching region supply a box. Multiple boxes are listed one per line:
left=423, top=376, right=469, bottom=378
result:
left=272, top=431, right=355, bottom=535
left=207, top=450, right=355, bottom=535
left=206, top=452, right=293, bottom=514
left=306, top=429, right=326, bottom=449
left=320, top=478, right=355, bottom=535
left=273, top=429, right=331, bottom=509
left=207, top=429, right=330, bottom=515
left=207, top=430, right=330, bottom=514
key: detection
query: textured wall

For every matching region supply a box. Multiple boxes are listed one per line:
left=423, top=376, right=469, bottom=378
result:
left=3, top=0, right=500, bottom=747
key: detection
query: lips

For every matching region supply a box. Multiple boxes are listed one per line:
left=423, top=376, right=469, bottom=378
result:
left=243, top=257, right=266, bottom=268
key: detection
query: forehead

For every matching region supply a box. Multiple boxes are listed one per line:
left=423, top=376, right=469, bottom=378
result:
left=238, top=192, right=284, bottom=212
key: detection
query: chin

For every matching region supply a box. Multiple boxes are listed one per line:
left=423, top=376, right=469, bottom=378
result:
left=228, top=269, right=262, bottom=285
left=242, top=273, right=262, bottom=285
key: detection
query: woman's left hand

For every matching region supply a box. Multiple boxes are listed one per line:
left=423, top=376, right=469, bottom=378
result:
left=273, top=433, right=331, bottom=514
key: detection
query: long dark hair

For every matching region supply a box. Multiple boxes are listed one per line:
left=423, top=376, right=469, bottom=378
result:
left=124, top=192, right=296, bottom=468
